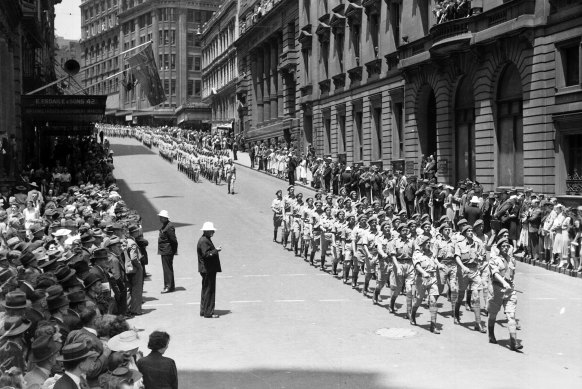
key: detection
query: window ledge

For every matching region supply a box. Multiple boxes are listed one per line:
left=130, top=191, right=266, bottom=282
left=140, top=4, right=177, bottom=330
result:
left=555, top=85, right=582, bottom=96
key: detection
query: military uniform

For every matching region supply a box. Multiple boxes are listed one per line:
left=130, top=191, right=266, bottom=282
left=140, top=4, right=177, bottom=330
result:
left=373, top=231, right=392, bottom=303
left=388, top=234, right=415, bottom=317
left=454, top=233, right=486, bottom=330
left=411, top=240, right=441, bottom=333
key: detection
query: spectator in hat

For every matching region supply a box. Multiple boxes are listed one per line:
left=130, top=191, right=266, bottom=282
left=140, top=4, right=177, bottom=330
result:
left=66, top=304, right=112, bottom=387
left=125, top=232, right=144, bottom=317
left=157, top=210, right=178, bottom=294
left=104, top=237, right=128, bottom=315
left=464, top=196, right=483, bottom=226
left=136, top=330, right=178, bottom=389
left=0, top=316, right=31, bottom=372
left=53, top=342, right=99, bottom=389
left=24, top=335, right=59, bottom=389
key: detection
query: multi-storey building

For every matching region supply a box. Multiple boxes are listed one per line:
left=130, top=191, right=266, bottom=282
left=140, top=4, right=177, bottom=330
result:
left=55, top=35, right=83, bottom=92
left=201, top=0, right=240, bottom=136
left=116, top=0, right=219, bottom=126
left=300, top=0, right=582, bottom=197
left=80, top=0, right=121, bottom=118
left=235, top=0, right=300, bottom=146
left=0, top=0, right=59, bottom=177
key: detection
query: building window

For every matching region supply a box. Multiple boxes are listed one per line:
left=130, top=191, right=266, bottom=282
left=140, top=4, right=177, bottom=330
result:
left=561, top=43, right=580, bottom=87
left=194, top=80, right=201, bottom=96
left=335, top=33, right=344, bottom=72
left=390, top=2, right=401, bottom=47
left=302, top=49, right=310, bottom=83
left=187, top=56, right=194, bottom=70
left=373, top=106, right=382, bottom=160
left=370, top=13, right=380, bottom=56
left=324, top=115, right=331, bottom=154
left=194, top=56, right=201, bottom=71
left=354, top=106, right=363, bottom=161
left=187, top=32, right=195, bottom=47
left=188, top=79, right=194, bottom=95
left=170, top=54, right=176, bottom=69
left=164, top=79, right=170, bottom=94
left=187, top=9, right=195, bottom=23
left=171, top=79, right=176, bottom=95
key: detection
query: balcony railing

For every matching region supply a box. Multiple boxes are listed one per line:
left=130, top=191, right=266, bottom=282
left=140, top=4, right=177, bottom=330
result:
left=566, top=170, right=582, bottom=195
left=430, top=0, right=536, bottom=45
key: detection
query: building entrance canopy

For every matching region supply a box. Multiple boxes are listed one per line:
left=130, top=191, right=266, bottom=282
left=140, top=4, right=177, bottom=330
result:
left=22, top=95, right=107, bottom=132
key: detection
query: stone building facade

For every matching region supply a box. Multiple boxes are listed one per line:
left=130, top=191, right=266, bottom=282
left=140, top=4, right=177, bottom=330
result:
left=0, top=0, right=59, bottom=176
left=80, top=0, right=121, bottom=116
left=201, top=0, right=240, bottom=135
left=299, top=0, right=582, bottom=196
left=116, top=0, right=219, bottom=126
left=235, top=0, right=300, bottom=147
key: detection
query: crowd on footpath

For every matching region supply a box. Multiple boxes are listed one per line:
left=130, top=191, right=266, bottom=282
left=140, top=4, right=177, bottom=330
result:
left=270, top=181, right=582, bottom=350
left=0, top=135, right=178, bottom=389
left=96, top=124, right=238, bottom=194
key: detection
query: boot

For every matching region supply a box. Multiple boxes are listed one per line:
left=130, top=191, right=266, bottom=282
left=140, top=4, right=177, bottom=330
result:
left=320, top=258, right=325, bottom=271
left=474, top=322, right=487, bottom=333
left=343, top=265, right=351, bottom=283
left=303, top=246, right=309, bottom=261
left=310, top=252, right=316, bottom=266
left=332, top=262, right=338, bottom=276
left=488, top=323, right=497, bottom=344
left=454, top=302, right=461, bottom=324
left=509, top=334, right=523, bottom=351
left=273, top=230, right=278, bottom=243
left=388, top=296, right=396, bottom=313
left=373, top=290, right=380, bottom=305
left=404, top=292, right=412, bottom=320
left=409, top=307, right=418, bottom=325
left=363, top=274, right=372, bottom=296
left=430, top=321, right=440, bottom=334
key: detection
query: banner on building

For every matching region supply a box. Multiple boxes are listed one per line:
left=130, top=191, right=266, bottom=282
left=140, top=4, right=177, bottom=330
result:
left=126, top=44, right=166, bottom=106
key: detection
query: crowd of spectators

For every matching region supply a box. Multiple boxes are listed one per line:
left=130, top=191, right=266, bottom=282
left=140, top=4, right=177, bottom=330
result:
left=433, top=0, right=472, bottom=24
left=0, top=135, right=177, bottom=388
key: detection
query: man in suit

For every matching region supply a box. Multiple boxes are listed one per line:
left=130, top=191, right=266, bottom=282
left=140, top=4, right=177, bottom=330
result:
left=65, top=305, right=112, bottom=387
left=158, top=210, right=178, bottom=294
left=528, top=198, right=543, bottom=260
left=25, top=335, right=58, bottom=389
left=54, top=342, right=98, bottom=389
left=197, top=221, right=222, bottom=318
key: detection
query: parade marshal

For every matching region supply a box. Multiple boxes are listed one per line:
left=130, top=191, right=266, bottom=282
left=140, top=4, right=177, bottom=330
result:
left=197, top=222, right=222, bottom=318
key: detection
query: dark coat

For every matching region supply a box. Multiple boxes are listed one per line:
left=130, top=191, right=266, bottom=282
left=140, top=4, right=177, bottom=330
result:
left=137, top=351, right=178, bottom=389
left=464, top=204, right=483, bottom=226
left=53, top=373, right=78, bottom=389
left=197, top=234, right=222, bottom=273
left=158, top=222, right=178, bottom=255
left=528, top=207, right=543, bottom=233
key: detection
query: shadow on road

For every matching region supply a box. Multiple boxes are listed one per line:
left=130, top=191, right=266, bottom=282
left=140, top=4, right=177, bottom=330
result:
left=114, top=178, right=192, bottom=233
left=111, top=144, right=156, bottom=157
left=177, top=368, right=392, bottom=389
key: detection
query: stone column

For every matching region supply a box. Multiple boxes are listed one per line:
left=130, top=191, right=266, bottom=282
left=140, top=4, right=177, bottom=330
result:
left=252, top=49, right=263, bottom=125
left=262, top=42, right=271, bottom=123
left=277, top=33, right=285, bottom=118
left=270, top=37, right=278, bottom=120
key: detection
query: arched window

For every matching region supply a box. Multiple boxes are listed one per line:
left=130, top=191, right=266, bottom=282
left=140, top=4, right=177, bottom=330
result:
left=496, top=63, right=523, bottom=186
left=455, top=76, right=475, bottom=181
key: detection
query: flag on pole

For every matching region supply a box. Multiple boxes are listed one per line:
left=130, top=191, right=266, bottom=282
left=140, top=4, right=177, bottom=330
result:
left=126, top=44, right=166, bottom=106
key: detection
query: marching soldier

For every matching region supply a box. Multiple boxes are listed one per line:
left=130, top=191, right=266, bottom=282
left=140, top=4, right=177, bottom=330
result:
left=488, top=238, right=523, bottom=351
left=454, top=225, right=487, bottom=332
left=282, top=186, right=296, bottom=248
left=373, top=220, right=392, bottom=304
left=342, top=215, right=356, bottom=284
left=433, top=222, right=458, bottom=318
left=271, top=190, right=284, bottom=243
left=388, top=223, right=415, bottom=318
left=411, top=235, right=441, bottom=333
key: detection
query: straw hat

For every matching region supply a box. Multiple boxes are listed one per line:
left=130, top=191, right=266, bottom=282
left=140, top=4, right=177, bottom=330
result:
left=107, top=330, right=142, bottom=352
left=200, top=222, right=217, bottom=231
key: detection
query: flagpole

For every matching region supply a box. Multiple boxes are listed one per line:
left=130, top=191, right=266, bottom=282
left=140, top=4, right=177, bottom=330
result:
left=119, top=40, right=153, bottom=57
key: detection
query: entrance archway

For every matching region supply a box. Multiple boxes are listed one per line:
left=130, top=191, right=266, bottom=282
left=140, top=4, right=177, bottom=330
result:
left=496, top=63, right=523, bottom=187
left=455, top=76, right=475, bottom=181
left=417, top=85, right=437, bottom=159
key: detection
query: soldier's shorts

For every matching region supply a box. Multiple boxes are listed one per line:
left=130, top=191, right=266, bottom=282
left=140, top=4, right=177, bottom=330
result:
left=375, top=259, right=390, bottom=289
left=458, top=265, right=482, bottom=292
left=437, top=261, right=458, bottom=294
left=390, top=260, right=415, bottom=293
left=415, top=274, right=439, bottom=299
left=488, top=283, right=517, bottom=316
left=273, top=214, right=283, bottom=228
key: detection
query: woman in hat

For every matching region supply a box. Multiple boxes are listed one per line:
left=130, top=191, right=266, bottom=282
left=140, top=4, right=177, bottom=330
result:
left=23, top=200, right=40, bottom=237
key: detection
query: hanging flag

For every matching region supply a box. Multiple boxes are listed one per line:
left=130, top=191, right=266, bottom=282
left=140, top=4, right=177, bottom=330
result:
left=126, top=44, right=166, bottom=106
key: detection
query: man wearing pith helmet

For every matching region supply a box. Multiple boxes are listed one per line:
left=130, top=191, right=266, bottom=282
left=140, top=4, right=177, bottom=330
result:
left=197, top=221, right=222, bottom=318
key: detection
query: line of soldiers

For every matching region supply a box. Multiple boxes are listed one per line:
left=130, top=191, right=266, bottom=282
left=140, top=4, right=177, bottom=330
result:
left=271, top=185, right=523, bottom=351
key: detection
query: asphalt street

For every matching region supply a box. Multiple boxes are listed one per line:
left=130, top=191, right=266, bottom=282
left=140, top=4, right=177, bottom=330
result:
left=111, top=138, right=582, bottom=389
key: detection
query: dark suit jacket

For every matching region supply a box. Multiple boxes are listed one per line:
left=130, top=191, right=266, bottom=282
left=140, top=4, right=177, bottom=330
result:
left=53, top=373, right=78, bottom=389
left=528, top=208, right=542, bottom=232
left=197, top=234, right=222, bottom=273
left=158, top=221, right=178, bottom=255
left=136, top=351, right=178, bottom=389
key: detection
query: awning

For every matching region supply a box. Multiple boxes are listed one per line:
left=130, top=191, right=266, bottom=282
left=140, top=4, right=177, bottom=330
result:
left=21, top=95, right=107, bottom=124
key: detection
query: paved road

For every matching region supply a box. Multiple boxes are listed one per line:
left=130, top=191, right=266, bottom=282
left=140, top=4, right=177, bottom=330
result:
left=111, top=138, right=582, bottom=389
